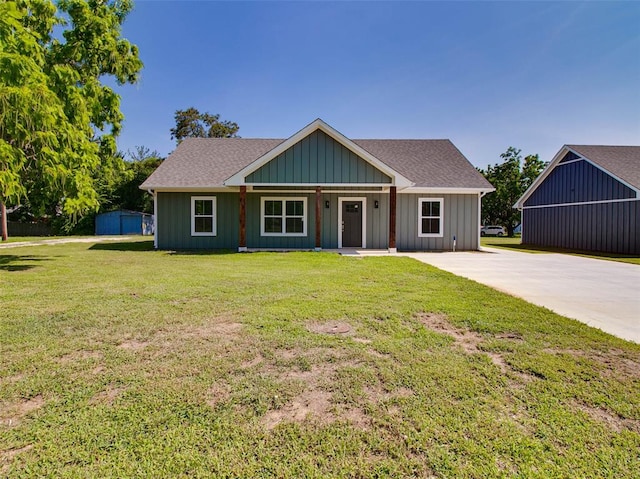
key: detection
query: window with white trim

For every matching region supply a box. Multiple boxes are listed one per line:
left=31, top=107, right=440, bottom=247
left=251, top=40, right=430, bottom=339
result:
left=261, top=197, right=307, bottom=236
left=418, top=198, right=443, bottom=237
left=191, top=196, right=217, bottom=236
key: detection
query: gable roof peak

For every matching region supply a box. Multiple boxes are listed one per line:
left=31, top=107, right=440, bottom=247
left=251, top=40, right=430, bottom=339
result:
left=223, top=119, right=414, bottom=188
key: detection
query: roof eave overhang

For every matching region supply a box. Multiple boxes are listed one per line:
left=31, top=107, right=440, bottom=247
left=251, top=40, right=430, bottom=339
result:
left=513, top=145, right=640, bottom=210
left=513, top=145, right=572, bottom=210
left=402, top=187, right=495, bottom=194
left=223, top=118, right=414, bottom=188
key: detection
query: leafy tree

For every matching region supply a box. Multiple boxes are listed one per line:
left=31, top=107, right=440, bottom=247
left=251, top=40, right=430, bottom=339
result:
left=479, top=147, right=546, bottom=236
left=127, top=145, right=160, bottom=163
left=113, top=150, right=163, bottom=214
left=170, top=107, right=239, bottom=144
left=0, top=0, right=142, bottom=240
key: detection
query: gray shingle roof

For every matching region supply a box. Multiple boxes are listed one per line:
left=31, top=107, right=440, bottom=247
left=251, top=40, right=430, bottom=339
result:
left=568, top=145, right=640, bottom=190
left=141, top=137, right=493, bottom=190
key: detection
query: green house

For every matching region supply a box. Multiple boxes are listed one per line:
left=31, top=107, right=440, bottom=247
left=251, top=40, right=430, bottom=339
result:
left=141, top=119, right=494, bottom=251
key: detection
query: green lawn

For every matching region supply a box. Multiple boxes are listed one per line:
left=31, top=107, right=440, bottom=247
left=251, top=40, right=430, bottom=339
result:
left=1, top=239, right=639, bottom=477
left=1, top=236, right=91, bottom=244
left=482, top=236, right=640, bottom=265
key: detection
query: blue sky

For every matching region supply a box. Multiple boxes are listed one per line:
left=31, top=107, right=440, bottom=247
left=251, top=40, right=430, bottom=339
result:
left=113, top=0, right=640, bottom=168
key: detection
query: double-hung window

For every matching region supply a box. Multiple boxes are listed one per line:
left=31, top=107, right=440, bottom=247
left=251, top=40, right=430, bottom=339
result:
left=261, top=197, right=307, bottom=236
left=191, top=196, right=217, bottom=236
left=418, top=198, right=443, bottom=237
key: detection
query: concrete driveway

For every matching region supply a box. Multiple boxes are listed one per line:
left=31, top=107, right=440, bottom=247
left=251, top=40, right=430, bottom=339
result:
left=402, top=248, right=640, bottom=344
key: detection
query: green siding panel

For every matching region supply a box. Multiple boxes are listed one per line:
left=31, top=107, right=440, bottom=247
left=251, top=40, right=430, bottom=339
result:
left=320, top=193, right=389, bottom=249
left=396, top=193, right=479, bottom=251
left=157, top=192, right=239, bottom=249
left=157, top=191, right=479, bottom=251
left=245, top=130, right=392, bottom=184
left=245, top=193, right=316, bottom=249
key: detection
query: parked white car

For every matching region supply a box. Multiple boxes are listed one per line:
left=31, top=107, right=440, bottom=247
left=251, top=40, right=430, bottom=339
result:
left=481, top=225, right=506, bottom=236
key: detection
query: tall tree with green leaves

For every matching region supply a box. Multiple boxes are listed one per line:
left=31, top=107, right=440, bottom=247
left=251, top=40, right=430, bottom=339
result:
left=479, top=147, right=546, bottom=237
left=170, top=107, right=239, bottom=144
left=0, top=0, right=142, bottom=240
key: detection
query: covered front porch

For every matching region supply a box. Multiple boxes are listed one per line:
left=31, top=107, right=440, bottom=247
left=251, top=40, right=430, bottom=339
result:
left=237, top=185, right=398, bottom=253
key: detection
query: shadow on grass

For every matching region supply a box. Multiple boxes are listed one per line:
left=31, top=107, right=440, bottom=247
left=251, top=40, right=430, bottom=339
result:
left=0, top=255, right=51, bottom=271
left=167, top=249, right=237, bottom=256
left=89, top=240, right=155, bottom=252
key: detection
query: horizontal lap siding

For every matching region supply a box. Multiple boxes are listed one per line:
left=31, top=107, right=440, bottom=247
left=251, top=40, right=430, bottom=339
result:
left=245, top=131, right=391, bottom=184
left=522, top=201, right=640, bottom=254
left=157, top=192, right=238, bottom=249
left=396, top=194, right=479, bottom=251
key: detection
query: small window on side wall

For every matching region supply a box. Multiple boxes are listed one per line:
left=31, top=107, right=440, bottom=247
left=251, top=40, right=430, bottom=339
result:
left=191, top=196, right=217, bottom=236
left=418, top=198, right=443, bottom=237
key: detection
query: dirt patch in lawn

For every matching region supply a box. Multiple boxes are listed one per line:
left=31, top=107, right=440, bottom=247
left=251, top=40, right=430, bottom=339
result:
left=262, top=389, right=335, bottom=430
left=260, top=347, right=370, bottom=430
left=118, top=339, right=149, bottom=351
left=160, top=315, right=243, bottom=344
left=57, top=350, right=103, bottom=363
left=572, top=401, right=640, bottom=433
left=1, top=395, right=45, bottom=427
left=90, top=385, right=125, bottom=406
left=418, top=313, right=483, bottom=354
left=307, top=321, right=353, bottom=336
left=418, top=313, right=524, bottom=375
left=0, top=444, right=33, bottom=474
left=544, top=347, right=640, bottom=379
left=206, top=383, right=231, bottom=409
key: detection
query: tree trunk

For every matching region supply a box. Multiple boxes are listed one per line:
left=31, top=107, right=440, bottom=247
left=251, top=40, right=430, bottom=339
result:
left=1, top=202, right=7, bottom=241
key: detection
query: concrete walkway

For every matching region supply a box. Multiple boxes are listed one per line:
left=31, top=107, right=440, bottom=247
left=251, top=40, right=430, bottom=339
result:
left=401, top=248, right=640, bottom=344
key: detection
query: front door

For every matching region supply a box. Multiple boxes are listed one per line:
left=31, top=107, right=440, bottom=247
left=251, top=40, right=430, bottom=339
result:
left=341, top=201, right=363, bottom=247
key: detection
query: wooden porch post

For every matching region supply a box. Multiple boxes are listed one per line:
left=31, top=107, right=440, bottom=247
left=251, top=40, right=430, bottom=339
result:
left=389, top=187, right=397, bottom=253
left=239, top=186, right=247, bottom=252
left=315, top=186, right=322, bottom=251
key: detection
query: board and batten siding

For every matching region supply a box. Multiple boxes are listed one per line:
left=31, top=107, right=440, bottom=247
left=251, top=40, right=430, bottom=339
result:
left=245, top=130, right=392, bottom=184
left=156, top=191, right=480, bottom=251
left=523, top=200, right=639, bottom=254
left=321, top=193, right=389, bottom=249
left=524, top=159, right=635, bottom=207
left=522, top=158, right=639, bottom=254
left=156, top=192, right=239, bottom=249
left=396, top=193, right=480, bottom=251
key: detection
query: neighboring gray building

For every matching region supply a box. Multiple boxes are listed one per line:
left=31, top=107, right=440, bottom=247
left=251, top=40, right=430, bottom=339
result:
left=141, top=119, right=494, bottom=251
left=515, top=145, right=640, bottom=254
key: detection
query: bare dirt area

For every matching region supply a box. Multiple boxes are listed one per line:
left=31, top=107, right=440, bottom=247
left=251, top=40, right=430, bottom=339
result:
left=89, top=385, right=126, bottom=406
left=418, top=312, right=640, bottom=434
left=306, top=321, right=354, bottom=336
left=0, top=445, right=33, bottom=475
left=0, top=395, right=45, bottom=427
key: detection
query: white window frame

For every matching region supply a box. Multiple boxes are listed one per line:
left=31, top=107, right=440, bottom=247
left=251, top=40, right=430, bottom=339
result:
left=191, top=196, right=217, bottom=236
left=260, top=197, right=307, bottom=237
left=418, top=197, right=444, bottom=238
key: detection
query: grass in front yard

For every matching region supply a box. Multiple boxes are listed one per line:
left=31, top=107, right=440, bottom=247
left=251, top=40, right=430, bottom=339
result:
left=1, top=239, right=639, bottom=477
left=1, top=236, right=95, bottom=244
left=482, top=236, right=640, bottom=265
